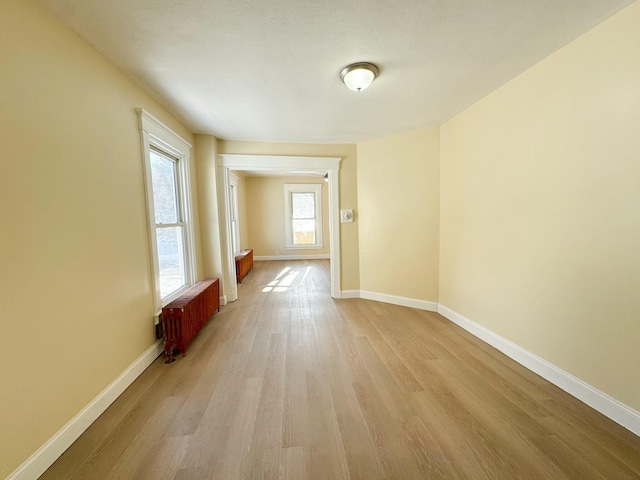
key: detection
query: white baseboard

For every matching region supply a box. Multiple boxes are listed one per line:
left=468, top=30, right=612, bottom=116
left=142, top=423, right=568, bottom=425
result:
left=359, top=290, right=438, bottom=312
left=255, top=254, right=330, bottom=261
left=437, top=304, right=640, bottom=437
left=340, top=290, right=360, bottom=299
left=339, top=289, right=438, bottom=311
left=8, top=340, right=164, bottom=480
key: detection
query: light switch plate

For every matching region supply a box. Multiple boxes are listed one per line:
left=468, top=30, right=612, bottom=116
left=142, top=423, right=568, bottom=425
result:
left=341, top=209, right=354, bottom=223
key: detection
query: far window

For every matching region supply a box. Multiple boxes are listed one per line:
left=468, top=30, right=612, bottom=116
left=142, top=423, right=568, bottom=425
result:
left=284, top=184, right=323, bottom=249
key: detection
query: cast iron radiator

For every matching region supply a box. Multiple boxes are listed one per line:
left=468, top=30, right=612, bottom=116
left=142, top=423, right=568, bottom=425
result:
left=235, top=248, right=254, bottom=283
left=161, top=278, right=220, bottom=363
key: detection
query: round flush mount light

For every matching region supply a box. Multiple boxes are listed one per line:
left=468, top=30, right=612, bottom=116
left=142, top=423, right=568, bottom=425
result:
left=340, top=62, right=379, bottom=92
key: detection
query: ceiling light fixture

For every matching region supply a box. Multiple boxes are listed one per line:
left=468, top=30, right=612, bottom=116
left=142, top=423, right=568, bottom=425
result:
left=340, top=62, right=379, bottom=92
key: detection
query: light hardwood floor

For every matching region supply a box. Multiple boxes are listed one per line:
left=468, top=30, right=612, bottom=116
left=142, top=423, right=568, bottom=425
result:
left=41, top=260, right=640, bottom=479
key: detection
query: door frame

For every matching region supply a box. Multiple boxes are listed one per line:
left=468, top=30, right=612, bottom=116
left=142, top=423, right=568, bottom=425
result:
left=228, top=171, right=241, bottom=256
left=217, top=154, right=342, bottom=301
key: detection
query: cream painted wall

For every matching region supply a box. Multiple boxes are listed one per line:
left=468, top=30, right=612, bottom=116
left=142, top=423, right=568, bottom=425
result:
left=357, top=128, right=440, bottom=302
left=245, top=176, right=330, bottom=256
left=194, top=135, right=223, bottom=281
left=218, top=141, right=360, bottom=290
left=440, top=2, right=640, bottom=410
left=0, top=1, right=201, bottom=476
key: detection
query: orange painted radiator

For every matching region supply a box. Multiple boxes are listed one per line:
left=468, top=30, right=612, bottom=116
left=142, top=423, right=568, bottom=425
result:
left=161, top=278, right=220, bottom=363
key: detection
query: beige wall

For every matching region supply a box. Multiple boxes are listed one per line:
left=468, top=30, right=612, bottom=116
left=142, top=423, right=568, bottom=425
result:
left=0, top=0, right=200, bottom=476
left=194, top=135, right=222, bottom=281
left=218, top=141, right=360, bottom=290
left=440, top=2, right=640, bottom=410
left=244, top=176, right=329, bottom=256
left=357, top=128, right=440, bottom=301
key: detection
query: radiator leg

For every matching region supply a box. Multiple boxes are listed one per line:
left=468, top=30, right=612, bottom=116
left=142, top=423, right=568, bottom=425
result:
left=164, top=343, right=176, bottom=364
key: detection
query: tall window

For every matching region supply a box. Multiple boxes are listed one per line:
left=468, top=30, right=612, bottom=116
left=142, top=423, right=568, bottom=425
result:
left=139, top=109, right=194, bottom=311
left=284, top=184, right=323, bottom=249
left=150, top=148, right=187, bottom=298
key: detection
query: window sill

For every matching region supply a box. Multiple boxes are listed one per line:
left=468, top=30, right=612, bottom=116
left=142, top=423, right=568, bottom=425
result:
left=285, top=244, right=324, bottom=250
left=161, top=283, right=192, bottom=307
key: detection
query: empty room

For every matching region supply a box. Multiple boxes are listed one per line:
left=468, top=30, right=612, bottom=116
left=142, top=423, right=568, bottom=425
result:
left=1, top=0, right=639, bottom=479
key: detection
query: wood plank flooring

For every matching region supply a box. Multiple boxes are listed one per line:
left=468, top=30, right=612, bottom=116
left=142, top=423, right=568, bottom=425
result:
left=40, top=260, right=640, bottom=479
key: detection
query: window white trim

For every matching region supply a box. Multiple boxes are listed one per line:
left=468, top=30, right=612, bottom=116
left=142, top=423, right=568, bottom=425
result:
left=137, top=109, right=195, bottom=313
left=217, top=154, right=342, bottom=300
left=284, top=183, right=323, bottom=249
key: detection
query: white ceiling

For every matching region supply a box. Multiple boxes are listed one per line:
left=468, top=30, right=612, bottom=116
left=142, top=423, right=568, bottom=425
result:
left=37, top=0, right=634, bottom=144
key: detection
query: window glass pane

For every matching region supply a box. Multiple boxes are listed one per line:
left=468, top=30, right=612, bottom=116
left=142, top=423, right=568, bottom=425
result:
left=284, top=184, right=322, bottom=249
left=292, top=219, right=316, bottom=245
left=292, top=193, right=315, bottom=219
left=156, top=226, right=186, bottom=298
left=150, top=149, right=178, bottom=224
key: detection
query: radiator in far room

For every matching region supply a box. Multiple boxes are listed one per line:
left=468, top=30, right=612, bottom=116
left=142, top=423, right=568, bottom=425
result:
left=235, top=248, right=254, bottom=283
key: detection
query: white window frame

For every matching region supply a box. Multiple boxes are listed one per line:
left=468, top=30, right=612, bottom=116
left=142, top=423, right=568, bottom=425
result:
left=138, top=109, right=195, bottom=313
left=284, top=183, right=323, bottom=249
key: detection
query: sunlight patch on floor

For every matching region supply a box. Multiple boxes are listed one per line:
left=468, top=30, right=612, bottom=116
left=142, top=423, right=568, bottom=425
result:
left=262, top=268, right=299, bottom=293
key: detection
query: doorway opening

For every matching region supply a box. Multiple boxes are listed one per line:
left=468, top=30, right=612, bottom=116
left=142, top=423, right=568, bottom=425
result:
left=217, top=154, right=342, bottom=302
